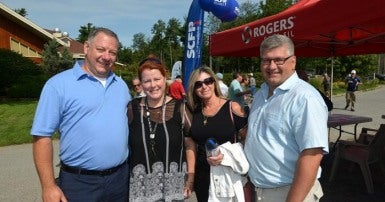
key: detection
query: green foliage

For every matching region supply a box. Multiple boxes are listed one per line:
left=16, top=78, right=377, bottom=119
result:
left=42, top=40, right=74, bottom=76
left=257, top=0, right=293, bottom=18
left=77, top=23, right=95, bottom=43
left=14, top=8, right=27, bottom=17
left=8, top=74, right=48, bottom=98
left=118, top=46, right=133, bottom=65
left=0, top=49, right=44, bottom=98
left=337, top=55, right=378, bottom=79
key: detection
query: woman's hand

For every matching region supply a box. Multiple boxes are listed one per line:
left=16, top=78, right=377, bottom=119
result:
left=184, top=173, right=194, bottom=199
left=207, top=151, right=224, bottom=166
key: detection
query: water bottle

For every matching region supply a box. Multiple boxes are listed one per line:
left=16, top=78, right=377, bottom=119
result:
left=205, top=138, right=220, bottom=157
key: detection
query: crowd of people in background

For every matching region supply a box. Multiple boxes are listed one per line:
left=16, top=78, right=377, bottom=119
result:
left=32, top=28, right=355, bottom=202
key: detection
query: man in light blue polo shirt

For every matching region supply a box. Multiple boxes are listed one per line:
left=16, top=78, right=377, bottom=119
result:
left=31, top=28, right=131, bottom=201
left=244, top=35, right=329, bottom=202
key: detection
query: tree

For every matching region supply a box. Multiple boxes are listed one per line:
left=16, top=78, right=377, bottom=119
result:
left=150, top=20, right=167, bottom=61
left=118, top=46, right=133, bottom=65
left=165, top=18, right=183, bottom=68
left=257, top=0, right=293, bottom=18
left=14, top=8, right=27, bottom=17
left=77, top=23, right=95, bottom=43
left=337, top=55, right=378, bottom=80
left=59, top=47, right=75, bottom=71
left=42, top=40, right=73, bottom=76
left=131, top=33, right=150, bottom=62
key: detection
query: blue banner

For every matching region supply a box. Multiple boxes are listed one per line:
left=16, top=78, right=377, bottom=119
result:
left=183, top=0, right=205, bottom=90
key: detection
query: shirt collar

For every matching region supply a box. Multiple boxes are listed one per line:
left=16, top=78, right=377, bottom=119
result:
left=261, top=72, right=299, bottom=98
left=73, top=60, right=116, bottom=83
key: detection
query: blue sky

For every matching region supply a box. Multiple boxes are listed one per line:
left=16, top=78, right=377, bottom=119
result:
left=1, top=0, right=250, bottom=47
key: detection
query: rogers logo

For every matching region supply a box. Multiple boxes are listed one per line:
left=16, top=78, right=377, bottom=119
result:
left=241, top=16, right=295, bottom=44
left=242, top=27, right=252, bottom=44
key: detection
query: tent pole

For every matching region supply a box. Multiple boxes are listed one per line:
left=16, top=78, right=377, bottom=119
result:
left=330, top=57, right=334, bottom=101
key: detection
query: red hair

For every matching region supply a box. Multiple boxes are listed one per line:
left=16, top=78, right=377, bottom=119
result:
left=138, top=54, right=167, bottom=81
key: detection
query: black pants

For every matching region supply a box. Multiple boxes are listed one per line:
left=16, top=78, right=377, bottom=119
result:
left=194, top=166, right=210, bottom=202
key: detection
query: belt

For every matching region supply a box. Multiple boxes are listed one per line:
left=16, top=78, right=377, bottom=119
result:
left=60, top=161, right=126, bottom=176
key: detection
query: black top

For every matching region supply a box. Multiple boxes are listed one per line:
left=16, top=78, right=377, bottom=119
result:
left=188, top=100, right=247, bottom=171
left=346, top=76, right=361, bottom=91
left=128, top=98, right=186, bottom=201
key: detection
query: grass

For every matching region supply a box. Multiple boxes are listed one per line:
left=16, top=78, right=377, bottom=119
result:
left=0, top=100, right=37, bottom=146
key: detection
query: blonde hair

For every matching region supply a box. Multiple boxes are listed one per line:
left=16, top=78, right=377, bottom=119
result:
left=186, top=66, right=223, bottom=111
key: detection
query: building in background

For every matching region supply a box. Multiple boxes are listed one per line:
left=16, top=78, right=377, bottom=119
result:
left=0, top=2, right=83, bottom=64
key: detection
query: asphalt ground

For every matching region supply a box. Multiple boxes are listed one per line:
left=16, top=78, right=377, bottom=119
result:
left=1, top=85, right=385, bottom=201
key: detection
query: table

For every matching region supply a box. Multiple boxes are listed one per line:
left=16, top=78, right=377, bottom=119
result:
left=328, top=114, right=373, bottom=145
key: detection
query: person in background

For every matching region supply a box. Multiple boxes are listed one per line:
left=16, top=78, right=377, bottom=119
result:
left=186, top=66, right=248, bottom=202
left=344, top=69, right=362, bottom=111
left=215, top=72, right=229, bottom=97
left=31, top=27, right=131, bottom=201
left=322, top=73, right=331, bottom=98
left=244, top=34, right=329, bottom=202
left=132, top=77, right=146, bottom=98
left=241, top=74, right=252, bottom=113
left=127, top=55, right=195, bottom=201
left=168, top=75, right=186, bottom=101
left=297, top=70, right=333, bottom=112
left=249, top=72, right=257, bottom=95
left=228, top=72, right=251, bottom=110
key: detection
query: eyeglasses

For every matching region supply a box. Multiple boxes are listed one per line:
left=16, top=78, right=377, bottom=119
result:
left=139, top=58, right=162, bottom=66
left=194, top=77, right=215, bottom=89
left=261, top=55, right=293, bottom=66
left=133, top=84, right=141, bottom=87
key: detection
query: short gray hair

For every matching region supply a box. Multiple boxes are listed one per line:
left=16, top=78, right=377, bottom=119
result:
left=87, top=27, right=119, bottom=44
left=260, top=34, right=294, bottom=57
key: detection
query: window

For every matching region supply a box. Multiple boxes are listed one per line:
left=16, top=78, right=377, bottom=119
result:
left=10, top=38, right=41, bottom=58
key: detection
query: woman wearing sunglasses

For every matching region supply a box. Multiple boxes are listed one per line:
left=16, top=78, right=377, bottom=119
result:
left=127, top=55, right=195, bottom=201
left=186, top=66, right=248, bottom=201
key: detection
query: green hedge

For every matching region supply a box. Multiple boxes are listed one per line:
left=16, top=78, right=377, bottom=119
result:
left=0, top=49, right=46, bottom=98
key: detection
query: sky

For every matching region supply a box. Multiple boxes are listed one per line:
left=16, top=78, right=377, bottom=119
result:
left=1, top=0, right=250, bottom=47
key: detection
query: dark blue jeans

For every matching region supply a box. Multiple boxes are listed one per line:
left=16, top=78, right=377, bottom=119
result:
left=57, top=162, right=129, bottom=202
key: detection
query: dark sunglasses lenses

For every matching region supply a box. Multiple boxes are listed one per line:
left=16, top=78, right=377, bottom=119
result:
left=194, top=77, right=215, bottom=89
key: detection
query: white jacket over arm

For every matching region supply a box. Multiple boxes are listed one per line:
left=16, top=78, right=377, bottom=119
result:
left=209, top=142, right=249, bottom=202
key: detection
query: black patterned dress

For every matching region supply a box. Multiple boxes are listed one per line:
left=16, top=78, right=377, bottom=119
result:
left=128, top=98, right=187, bottom=202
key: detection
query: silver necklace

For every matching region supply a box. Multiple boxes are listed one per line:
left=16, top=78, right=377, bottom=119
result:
left=202, top=98, right=221, bottom=126
left=145, top=96, right=166, bottom=139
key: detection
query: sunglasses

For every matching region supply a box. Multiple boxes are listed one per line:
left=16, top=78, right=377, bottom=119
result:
left=133, top=84, right=141, bottom=87
left=194, top=77, right=215, bottom=89
left=139, top=58, right=162, bottom=66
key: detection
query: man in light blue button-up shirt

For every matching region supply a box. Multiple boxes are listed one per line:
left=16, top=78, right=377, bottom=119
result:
left=244, top=34, right=329, bottom=202
left=31, top=28, right=131, bottom=202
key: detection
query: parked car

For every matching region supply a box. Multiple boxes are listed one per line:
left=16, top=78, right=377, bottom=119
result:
left=375, top=73, right=385, bottom=80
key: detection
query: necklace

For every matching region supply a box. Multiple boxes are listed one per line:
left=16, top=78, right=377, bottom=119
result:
left=145, top=96, right=166, bottom=139
left=202, top=98, right=221, bottom=126
left=203, top=114, right=208, bottom=125
left=145, top=96, right=166, bottom=157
